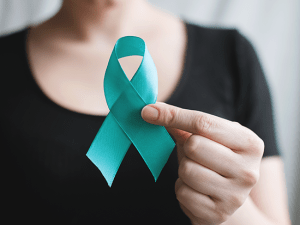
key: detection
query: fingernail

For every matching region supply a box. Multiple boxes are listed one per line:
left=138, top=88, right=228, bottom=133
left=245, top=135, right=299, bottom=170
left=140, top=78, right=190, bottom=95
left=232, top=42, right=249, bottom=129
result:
left=142, top=105, right=159, bottom=121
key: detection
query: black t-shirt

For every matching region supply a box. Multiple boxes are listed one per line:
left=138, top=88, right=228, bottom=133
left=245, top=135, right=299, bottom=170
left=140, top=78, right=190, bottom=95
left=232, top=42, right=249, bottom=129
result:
left=0, top=22, right=280, bottom=224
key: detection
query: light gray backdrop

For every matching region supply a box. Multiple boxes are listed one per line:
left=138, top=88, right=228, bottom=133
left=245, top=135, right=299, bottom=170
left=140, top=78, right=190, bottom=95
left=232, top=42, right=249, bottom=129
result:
left=0, top=0, right=299, bottom=224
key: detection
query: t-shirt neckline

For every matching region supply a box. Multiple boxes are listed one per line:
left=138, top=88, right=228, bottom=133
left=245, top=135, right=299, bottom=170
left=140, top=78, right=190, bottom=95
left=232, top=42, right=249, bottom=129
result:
left=23, top=21, right=194, bottom=118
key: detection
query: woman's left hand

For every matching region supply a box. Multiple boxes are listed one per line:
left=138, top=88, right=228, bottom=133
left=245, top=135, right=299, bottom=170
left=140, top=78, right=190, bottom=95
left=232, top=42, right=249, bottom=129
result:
left=141, top=102, right=264, bottom=225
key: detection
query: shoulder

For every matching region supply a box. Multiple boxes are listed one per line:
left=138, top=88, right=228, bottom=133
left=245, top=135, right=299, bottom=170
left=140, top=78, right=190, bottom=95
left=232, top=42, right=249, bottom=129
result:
left=187, top=21, right=263, bottom=81
left=0, top=28, right=28, bottom=73
left=184, top=22, right=253, bottom=91
left=0, top=28, right=30, bottom=94
left=183, top=22, right=266, bottom=117
left=0, top=28, right=28, bottom=57
left=0, top=28, right=27, bottom=47
left=185, top=22, right=254, bottom=62
left=186, top=22, right=239, bottom=42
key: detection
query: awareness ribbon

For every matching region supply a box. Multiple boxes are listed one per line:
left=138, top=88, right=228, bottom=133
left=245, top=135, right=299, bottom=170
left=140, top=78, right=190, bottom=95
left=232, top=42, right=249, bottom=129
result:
left=86, top=36, right=175, bottom=187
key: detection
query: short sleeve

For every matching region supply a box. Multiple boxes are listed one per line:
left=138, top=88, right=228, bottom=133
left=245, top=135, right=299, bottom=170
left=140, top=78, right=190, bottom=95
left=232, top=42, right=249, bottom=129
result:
left=234, top=31, right=281, bottom=158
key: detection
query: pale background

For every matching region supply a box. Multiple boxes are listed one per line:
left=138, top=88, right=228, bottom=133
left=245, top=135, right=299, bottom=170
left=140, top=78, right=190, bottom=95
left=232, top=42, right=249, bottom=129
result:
left=0, top=0, right=299, bottom=224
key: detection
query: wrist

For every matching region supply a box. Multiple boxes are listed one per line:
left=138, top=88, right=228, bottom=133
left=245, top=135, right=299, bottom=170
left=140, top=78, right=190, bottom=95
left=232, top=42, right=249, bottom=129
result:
left=220, top=196, right=277, bottom=225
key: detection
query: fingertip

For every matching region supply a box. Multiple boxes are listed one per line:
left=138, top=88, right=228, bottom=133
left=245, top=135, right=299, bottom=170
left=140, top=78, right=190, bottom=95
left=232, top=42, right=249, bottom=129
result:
left=174, top=177, right=184, bottom=193
left=141, top=105, right=159, bottom=121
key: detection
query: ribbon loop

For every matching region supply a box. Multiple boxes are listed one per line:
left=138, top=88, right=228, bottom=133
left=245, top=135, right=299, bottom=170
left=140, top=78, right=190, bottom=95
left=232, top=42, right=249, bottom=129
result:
left=86, top=36, right=175, bottom=187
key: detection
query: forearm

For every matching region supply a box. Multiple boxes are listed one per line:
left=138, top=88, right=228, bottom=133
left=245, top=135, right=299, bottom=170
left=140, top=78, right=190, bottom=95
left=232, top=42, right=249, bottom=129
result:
left=221, top=196, right=278, bottom=225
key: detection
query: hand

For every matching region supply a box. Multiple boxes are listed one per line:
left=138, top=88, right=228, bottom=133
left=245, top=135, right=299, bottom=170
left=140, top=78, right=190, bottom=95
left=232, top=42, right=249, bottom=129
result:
left=141, top=102, right=264, bottom=225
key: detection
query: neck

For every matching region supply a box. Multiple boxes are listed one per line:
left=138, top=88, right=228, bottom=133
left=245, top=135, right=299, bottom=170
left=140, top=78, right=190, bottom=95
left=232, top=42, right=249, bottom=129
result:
left=48, top=0, right=153, bottom=43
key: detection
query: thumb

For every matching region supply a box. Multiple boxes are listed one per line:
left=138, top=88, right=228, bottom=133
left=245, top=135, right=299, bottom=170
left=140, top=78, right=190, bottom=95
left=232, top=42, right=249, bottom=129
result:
left=141, top=103, right=192, bottom=145
left=141, top=104, right=192, bottom=163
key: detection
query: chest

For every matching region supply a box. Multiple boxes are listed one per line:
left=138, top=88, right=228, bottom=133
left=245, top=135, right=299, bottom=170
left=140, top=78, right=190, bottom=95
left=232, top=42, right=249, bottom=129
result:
left=26, top=34, right=186, bottom=116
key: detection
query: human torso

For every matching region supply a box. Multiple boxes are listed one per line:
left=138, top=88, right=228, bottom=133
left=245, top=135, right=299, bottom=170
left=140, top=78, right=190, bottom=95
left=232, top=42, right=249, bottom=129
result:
left=1, top=14, right=250, bottom=224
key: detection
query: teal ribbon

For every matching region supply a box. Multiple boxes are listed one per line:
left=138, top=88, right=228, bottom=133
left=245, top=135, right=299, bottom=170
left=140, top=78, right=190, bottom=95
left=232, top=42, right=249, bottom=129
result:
left=86, top=36, right=175, bottom=187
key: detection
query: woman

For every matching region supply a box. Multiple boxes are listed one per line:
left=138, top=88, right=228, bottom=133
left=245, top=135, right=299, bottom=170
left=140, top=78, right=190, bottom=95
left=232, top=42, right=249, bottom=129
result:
left=0, top=0, right=291, bottom=224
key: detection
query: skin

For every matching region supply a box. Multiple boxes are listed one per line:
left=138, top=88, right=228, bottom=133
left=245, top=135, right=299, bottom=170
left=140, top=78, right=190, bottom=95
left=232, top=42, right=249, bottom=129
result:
left=27, top=0, right=186, bottom=116
left=26, top=0, right=291, bottom=224
left=141, top=103, right=291, bottom=225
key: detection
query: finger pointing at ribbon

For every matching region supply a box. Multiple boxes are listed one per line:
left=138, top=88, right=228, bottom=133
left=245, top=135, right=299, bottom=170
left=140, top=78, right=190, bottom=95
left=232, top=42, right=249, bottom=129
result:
left=141, top=102, right=264, bottom=155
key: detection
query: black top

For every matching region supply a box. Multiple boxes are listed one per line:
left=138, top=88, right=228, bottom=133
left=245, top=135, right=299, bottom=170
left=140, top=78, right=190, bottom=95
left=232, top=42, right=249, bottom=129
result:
left=1, top=22, right=280, bottom=224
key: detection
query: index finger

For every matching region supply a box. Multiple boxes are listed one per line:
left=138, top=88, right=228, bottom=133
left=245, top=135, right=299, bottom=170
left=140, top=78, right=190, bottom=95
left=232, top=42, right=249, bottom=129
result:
left=141, top=102, right=263, bottom=153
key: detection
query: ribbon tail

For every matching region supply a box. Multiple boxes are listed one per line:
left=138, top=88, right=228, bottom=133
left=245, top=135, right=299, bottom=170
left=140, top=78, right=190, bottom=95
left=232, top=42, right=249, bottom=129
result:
left=86, top=112, right=131, bottom=187
left=135, top=127, right=175, bottom=181
left=110, top=87, right=176, bottom=182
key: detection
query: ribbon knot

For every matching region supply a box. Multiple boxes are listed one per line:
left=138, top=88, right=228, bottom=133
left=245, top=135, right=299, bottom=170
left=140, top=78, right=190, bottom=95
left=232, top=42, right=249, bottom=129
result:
left=86, top=36, right=175, bottom=187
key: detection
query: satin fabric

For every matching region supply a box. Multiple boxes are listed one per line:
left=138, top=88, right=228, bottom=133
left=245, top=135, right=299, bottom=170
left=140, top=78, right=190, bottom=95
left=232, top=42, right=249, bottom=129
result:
left=86, top=36, right=175, bottom=187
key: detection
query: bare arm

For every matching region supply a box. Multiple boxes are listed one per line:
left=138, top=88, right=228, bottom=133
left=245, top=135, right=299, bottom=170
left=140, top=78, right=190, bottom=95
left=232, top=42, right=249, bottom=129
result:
left=222, top=156, right=291, bottom=225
